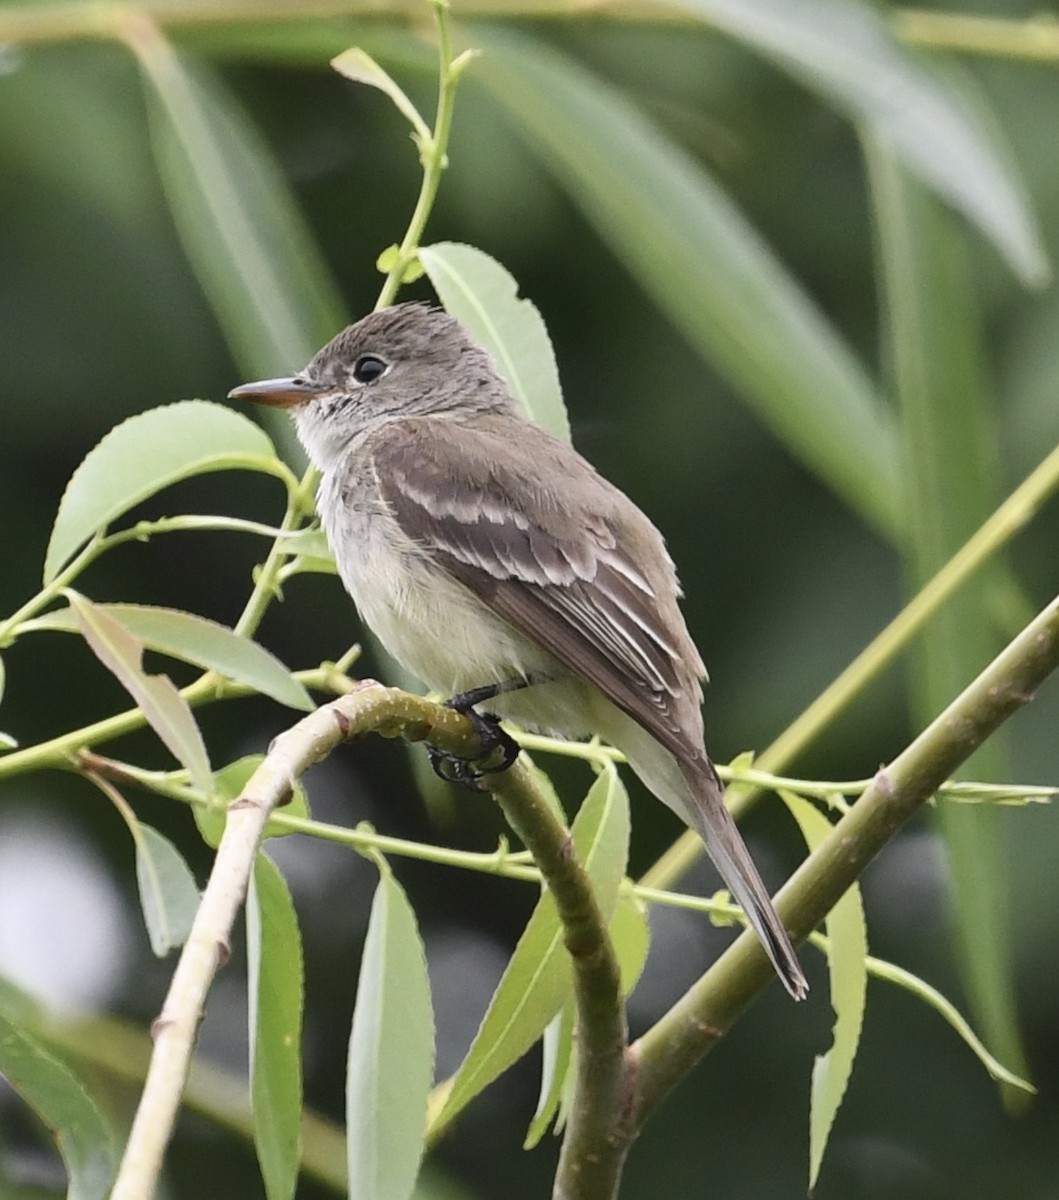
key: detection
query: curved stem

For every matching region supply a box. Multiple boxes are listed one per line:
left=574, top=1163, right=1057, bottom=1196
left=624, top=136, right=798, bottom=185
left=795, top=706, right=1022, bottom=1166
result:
left=109, top=683, right=627, bottom=1200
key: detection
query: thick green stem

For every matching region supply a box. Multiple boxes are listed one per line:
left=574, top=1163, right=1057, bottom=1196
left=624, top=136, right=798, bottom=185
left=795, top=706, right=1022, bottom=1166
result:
left=631, top=592, right=1059, bottom=1125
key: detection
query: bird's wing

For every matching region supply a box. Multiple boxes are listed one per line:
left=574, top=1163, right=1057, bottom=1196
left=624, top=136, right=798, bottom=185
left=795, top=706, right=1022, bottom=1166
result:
left=369, top=416, right=705, bottom=762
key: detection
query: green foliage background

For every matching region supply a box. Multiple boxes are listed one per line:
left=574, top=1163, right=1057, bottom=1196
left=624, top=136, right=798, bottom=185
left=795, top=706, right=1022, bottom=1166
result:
left=1, top=3, right=1059, bottom=1197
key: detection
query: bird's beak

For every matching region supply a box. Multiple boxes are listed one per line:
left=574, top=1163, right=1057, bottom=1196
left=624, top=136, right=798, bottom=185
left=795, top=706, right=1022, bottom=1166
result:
left=227, top=376, right=322, bottom=409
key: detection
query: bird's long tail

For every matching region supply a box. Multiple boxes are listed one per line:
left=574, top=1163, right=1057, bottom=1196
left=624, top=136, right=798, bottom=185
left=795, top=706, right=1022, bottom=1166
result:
left=679, top=755, right=808, bottom=1000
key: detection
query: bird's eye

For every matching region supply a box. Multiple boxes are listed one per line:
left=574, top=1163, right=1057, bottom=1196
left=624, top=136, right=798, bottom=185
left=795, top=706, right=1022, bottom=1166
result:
left=353, top=355, right=388, bottom=384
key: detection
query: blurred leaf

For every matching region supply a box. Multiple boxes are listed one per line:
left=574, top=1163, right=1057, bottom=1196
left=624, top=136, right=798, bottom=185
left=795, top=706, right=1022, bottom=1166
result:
left=784, top=791, right=866, bottom=1191
left=331, top=47, right=431, bottom=144
left=611, top=881, right=651, bottom=997
left=275, top=527, right=333, bottom=562
left=45, top=400, right=279, bottom=584
left=475, top=30, right=902, bottom=539
left=0, top=1007, right=117, bottom=1200
left=69, top=591, right=212, bottom=793
left=347, top=863, right=434, bottom=1200
left=866, top=132, right=1029, bottom=1103
left=248, top=853, right=304, bottom=1200
left=419, top=242, right=571, bottom=442
left=524, top=1000, right=574, bottom=1150
left=197, top=755, right=311, bottom=848
left=678, top=0, right=1048, bottom=285
left=33, top=603, right=312, bottom=711
left=132, top=27, right=345, bottom=377
left=135, top=823, right=201, bottom=957
left=435, top=763, right=629, bottom=1129
left=276, top=527, right=338, bottom=576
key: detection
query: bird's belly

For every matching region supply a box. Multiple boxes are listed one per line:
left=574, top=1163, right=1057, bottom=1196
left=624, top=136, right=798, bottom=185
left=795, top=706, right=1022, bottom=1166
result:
left=330, top=507, right=559, bottom=697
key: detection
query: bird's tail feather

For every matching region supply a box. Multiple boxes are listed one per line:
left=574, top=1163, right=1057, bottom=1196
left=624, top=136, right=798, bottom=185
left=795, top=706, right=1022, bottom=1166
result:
left=679, top=757, right=808, bottom=1000
left=594, top=704, right=807, bottom=1000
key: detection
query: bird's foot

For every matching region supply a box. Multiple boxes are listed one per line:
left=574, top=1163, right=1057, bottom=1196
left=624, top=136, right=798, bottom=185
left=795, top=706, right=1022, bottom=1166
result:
left=427, top=684, right=522, bottom=787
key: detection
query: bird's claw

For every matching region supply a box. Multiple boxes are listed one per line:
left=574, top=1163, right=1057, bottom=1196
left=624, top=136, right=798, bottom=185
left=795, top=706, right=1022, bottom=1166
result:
left=427, top=700, right=520, bottom=788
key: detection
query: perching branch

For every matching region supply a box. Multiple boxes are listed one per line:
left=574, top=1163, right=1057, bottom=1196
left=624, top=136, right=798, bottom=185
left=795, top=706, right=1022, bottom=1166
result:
left=108, top=681, right=626, bottom=1200
left=630, top=591, right=1059, bottom=1129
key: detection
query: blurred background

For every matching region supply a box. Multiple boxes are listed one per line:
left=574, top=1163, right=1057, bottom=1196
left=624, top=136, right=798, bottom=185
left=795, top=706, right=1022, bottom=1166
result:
left=1, top=1, right=1059, bottom=1197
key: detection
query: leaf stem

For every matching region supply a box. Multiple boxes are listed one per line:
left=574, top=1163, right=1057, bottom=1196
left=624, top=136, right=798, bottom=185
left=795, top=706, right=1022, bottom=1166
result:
left=375, top=0, right=467, bottom=308
left=0, top=664, right=352, bottom=781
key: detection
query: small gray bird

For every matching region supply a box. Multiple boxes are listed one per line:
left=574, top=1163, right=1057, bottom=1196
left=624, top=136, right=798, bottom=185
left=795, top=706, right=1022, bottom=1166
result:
left=230, top=304, right=807, bottom=1000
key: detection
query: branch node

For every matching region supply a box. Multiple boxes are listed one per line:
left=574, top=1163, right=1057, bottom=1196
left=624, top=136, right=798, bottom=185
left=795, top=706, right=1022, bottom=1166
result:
left=872, top=766, right=895, bottom=798
left=150, top=1015, right=174, bottom=1040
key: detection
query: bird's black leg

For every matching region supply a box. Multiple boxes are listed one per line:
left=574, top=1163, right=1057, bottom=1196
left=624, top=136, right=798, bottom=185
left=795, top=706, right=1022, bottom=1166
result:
left=427, top=675, right=545, bottom=787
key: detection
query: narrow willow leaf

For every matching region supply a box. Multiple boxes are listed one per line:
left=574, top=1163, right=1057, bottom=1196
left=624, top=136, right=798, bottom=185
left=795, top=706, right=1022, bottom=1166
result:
left=474, top=31, right=901, bottom=539
left=678, top=0, right=1048, bottom=285
left=134, top=29, right=345, bottom=378
left=197, top=756, right=311, bottom=849
left=0, top=1008, right=117, bottom=1200
left=435, top=764, right=630, bottom=1129
left=866, top=132, right=1030, bottom=1101
left=347, top=865, right=434, bottom=1200
left=865, top=954, right=1033, bottom=1093
left=135, top=823, right=201, bottom=957
left=419, top=242, right=570, bottom=442
left=524, top=1000, right=574, bottom=1150
left=33, top=603, right=312, bottom=711
left=69, top=591, right=212, bottom=793
left=45, top=400, right=279, bottom=584
left=248, top=854, right=305, bottom=1200
left=331, top=48, right=431, bottom=144
left=783, top=791, right=866, bottom=1191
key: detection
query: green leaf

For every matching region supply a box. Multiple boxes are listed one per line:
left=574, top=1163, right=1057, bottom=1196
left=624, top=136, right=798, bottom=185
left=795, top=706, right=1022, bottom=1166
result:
left=524, top=1000, right=574, bottom=1151
left=0, top=1007, right=117, bottom=1200
left=331, top=48, right=431, bottom=146
left=69, top=591, right=212, bottom=793
left=435, top=763, right=629, bottom=1128
left=248, top=854, right=305, bottom=1200
left=32, top=603, right=312, bottom=711
left=783, top=791, right=866, bottom=1191
left=611, top=881, right=651, bottom=998
left=677, top=0, right=1048, bottom=286
left=275, top=527, right=338, bottom=576
left=866, top=132, right=1030, bottom=1103
left=347, top=864, right=434, bottom=1200
left=135, top=32, right=345, bottom=378
left=474, top=30, right=902, bottom=539
left=865, top=954, right=1033, bottom=1094
left=45, top=400, right=280, bottom=584
left=419, top=242, right=571, bottom=443
left=135, top=823, right=201, bottom=957
left=197, top=756, right=311, bottom=849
